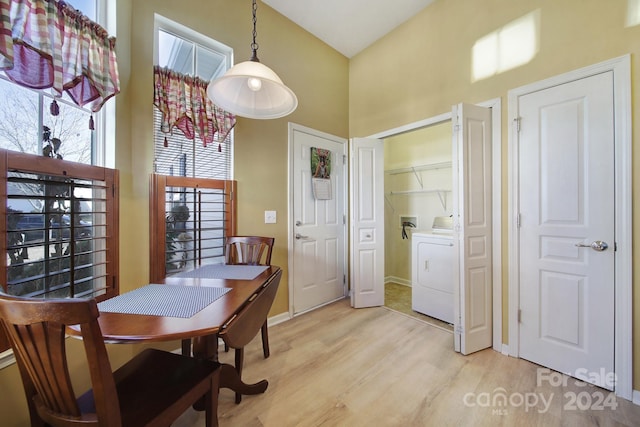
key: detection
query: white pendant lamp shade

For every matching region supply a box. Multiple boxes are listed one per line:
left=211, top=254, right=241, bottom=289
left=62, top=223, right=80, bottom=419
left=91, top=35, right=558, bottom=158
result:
left=207, top=60, right=298, bottom=120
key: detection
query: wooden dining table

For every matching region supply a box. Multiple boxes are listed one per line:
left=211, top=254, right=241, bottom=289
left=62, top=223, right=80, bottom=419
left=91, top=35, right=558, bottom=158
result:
left=67, top=264, right=281, bottom=402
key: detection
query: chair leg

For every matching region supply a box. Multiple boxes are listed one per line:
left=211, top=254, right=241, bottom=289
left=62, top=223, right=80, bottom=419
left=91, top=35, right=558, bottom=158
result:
left=261, top=321, right=270, bottom=359
left=234, top=348, right=244, bottom=404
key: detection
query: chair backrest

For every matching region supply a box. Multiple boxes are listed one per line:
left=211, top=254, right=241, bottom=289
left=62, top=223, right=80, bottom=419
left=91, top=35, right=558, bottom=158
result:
left=0, top=294, right=120, bottom=426
left=220, top=269, right=282, bottom=349
left=225, top=236, right=274, bottom=266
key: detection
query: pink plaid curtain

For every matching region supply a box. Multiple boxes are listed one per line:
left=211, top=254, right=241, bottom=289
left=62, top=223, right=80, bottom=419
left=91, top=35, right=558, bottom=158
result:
left=154, top=65, right=235, bottom=147
left=0, top=0, right=120, bottom=112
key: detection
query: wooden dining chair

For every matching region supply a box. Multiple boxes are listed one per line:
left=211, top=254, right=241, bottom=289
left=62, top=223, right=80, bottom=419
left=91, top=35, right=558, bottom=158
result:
left=0, top=293, right=221, bottom=427
left=225, top=235, right=274, bottom=267
left=225, top=235, right=275, bottom=359
left=219, top=268, right=282, bottom=403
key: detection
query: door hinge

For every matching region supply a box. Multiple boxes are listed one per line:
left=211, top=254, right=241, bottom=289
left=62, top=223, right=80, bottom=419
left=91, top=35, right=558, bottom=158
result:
left=518, top=309, right=522, bottom=323
left=516, top=213, right=521, bottom=228
left=343, top=274, right=346, bottom=284
left=343, top=214, right=346, bottom=225
left=514, top=117, right=521, bottom=132
left=343, top=154, right=347, bottom=165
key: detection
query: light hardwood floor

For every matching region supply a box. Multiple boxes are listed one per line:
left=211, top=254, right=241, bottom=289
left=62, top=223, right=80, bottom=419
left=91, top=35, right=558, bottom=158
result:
left=176, top=298, right=640, bottom=426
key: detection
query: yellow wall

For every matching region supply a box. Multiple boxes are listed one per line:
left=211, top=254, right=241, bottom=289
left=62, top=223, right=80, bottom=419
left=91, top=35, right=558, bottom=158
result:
left=350, top=0, right=640, bottom=390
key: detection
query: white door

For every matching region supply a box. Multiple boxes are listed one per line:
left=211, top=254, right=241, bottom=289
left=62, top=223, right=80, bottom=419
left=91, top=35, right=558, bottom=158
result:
left=452, top=103, right=493, bottom=355
left=517, top=72, right=615, bottom=389
left=349, top=137, right=384, bottom=308
left=291, top=124, right=347, bottom=314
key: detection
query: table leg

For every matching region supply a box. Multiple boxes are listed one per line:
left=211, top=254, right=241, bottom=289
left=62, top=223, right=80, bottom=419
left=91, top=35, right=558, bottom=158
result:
left=192, top=334, right=268, bottom=405
left=193, top=334, right=219, bottom=362
left=219, top=363, right=268, bottom=396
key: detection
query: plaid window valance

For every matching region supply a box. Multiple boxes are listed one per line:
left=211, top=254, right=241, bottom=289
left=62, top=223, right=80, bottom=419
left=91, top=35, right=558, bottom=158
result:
left=154, top=65, right=235, bottom=148
left=0, top=0, right=120, bottom=112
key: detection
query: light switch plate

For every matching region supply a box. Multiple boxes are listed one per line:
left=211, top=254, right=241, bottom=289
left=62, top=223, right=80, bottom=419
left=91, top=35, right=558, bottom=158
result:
left=264, top=210, right=277, bottom=224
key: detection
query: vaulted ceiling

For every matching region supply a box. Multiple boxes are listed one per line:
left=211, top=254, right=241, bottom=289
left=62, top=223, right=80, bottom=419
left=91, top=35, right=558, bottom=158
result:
left=262, top=0, right=435, bottom=58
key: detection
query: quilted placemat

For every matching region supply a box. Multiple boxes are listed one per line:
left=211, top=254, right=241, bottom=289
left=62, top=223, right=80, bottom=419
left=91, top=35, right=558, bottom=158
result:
left=98, top=284, right=231, bottom=318
left=172, top=264, right=268, bottom=280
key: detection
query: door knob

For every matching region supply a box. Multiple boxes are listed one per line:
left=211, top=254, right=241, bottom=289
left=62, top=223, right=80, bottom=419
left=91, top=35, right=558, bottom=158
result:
left=575, top=240, right=609, bottom=251
left=295, top=233, right=309, bottom=240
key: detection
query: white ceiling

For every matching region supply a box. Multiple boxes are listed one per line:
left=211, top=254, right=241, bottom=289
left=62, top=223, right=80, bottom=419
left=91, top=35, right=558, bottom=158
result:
left=262, top=0, right=435, bottom=58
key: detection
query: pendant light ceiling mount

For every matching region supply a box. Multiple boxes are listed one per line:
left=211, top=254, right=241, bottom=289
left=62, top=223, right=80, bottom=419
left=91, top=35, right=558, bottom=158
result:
left=207, top=0, right=297, bottom=120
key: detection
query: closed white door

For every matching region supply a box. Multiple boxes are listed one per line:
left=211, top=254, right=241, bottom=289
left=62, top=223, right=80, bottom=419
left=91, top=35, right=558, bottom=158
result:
left=291, top=124, right=347, bottom=314
left=517, top=72, right=615, bottom=389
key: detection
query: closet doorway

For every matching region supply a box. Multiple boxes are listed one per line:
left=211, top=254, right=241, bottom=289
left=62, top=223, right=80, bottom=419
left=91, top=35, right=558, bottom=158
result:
left=350, top=100, right=500, bottom=354
left=356, top=99, right=501, bottom=354
left=383, top=120, right=454, bottom=332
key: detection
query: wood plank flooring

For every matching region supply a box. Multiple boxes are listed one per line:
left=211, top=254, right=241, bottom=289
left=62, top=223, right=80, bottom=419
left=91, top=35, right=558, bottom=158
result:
left=175, top=298, right=640, bottom=426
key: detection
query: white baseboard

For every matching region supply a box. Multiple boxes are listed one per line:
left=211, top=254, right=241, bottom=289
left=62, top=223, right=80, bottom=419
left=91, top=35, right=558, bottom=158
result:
left=385, top=276, right=411, bottom=287
left=633, top=389, right=640, bottom=406
left=267, top=311, right=291, bottom=327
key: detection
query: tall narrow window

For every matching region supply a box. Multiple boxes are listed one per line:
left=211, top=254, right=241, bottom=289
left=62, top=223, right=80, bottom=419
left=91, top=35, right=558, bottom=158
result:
left=0, top=1, right=118, bottom=357
left=151, top=17, right=236, bottom=281
left=154, top=16, right=234, bottom=179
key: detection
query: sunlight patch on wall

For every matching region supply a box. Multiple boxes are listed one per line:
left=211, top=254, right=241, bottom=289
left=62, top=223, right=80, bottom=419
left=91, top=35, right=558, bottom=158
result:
left=626, top=0, right=640, bottom=27
left=472, top=10, right=540, bottom=82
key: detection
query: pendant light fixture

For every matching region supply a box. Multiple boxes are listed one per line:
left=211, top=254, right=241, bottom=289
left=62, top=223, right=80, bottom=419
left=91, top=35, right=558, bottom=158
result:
left=207, top=0, right=298, bottom=120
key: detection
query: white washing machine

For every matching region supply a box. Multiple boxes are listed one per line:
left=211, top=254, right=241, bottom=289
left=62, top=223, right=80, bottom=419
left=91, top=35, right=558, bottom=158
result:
left=411, top=217, right=454, bottom=324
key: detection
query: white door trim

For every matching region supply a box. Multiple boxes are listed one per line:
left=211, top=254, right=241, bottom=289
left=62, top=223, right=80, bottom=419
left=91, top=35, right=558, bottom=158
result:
left=507, top=55, right=632, bottom=400
left=287, top=123, right=349, bottom=318
left=367, top=98, right=503, bottom=353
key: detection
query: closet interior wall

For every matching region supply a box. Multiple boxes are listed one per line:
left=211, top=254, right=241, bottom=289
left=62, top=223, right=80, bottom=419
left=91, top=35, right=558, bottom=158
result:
left=383, top=121, right=453, bottom=287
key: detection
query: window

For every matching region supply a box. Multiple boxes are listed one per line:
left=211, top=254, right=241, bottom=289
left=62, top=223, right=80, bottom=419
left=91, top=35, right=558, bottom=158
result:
left=149, top=175, right=236, bottom=282
left=150, top=17, right=237, bottom=280
left=3, top=151, right=118, bottom=299
left=0, top=79, right=94, bottom=164
left=0, top=1, right=119, bottom=358
left=0, top=0, right=113, bottom=167
left=1, top=149, right=119, bottom=354
left=153, top=15, right=234, bottom=180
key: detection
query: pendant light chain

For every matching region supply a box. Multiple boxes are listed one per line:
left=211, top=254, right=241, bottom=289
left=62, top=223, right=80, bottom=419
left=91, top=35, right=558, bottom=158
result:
left=250, top=0, right=259, bottom=62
